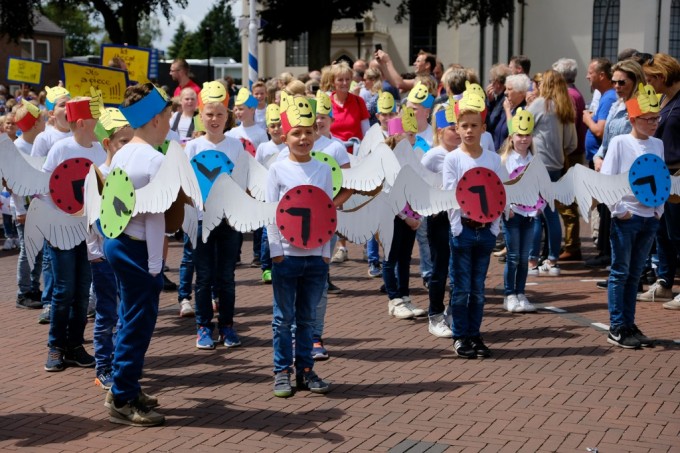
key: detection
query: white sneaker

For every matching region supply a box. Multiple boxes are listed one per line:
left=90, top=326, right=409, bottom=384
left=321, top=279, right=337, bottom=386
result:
left=10, top=237, right=19, bottom=249
left=2, top=239, right=12, bottom=251
left=179, top=299, right=195, bottom=317
left=444, top=305, right=453, bottom=329
left=331, top=248, right=348, bottom=263
left=538, top=261, right=560, bottom=276
left=504, top=294, right=520, bottom=312
left=527, top=266, right=539, bottom=276
left=517, top=294, right=536, bottom=312
left=388, top=298, right=414, bottom=319
left=401, top=296, right=426, bottom=317
left=428, top=314, right=453, bottom=338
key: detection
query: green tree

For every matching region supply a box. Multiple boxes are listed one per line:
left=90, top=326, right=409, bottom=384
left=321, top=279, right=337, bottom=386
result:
left=173, top=0, right=240, bottom=60
left=395, top=0, right=515, bottom=27
left=167, top=20, right=189, bottom=59
left=41, top=2, right=100, bottom=56
left=137, top=13, right=162, bottom=48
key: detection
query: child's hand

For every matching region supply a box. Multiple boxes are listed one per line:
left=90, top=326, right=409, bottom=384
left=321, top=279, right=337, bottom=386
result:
left=323, top=257, right=330, bottom=264
left=16, top=214, right=25, bottom=224
left=272, top=256, right=284, bottom=263
left=405, top=217, right=421, bottom=230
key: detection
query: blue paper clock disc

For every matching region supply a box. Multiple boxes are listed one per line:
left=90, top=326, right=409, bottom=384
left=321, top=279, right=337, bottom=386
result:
left=191, top=150, right=235, bottom=203
left=628, top=154, right=670, bottom=207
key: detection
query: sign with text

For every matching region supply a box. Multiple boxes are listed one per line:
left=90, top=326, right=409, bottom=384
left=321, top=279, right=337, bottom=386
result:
left=6, top=57, right=43, bottom=85
left=101, top=44, right=151, bottom=83
left=60, top=60, right=129, bottom=105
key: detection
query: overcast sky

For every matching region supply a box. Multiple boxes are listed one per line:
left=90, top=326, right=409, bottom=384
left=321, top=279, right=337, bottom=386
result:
left=153, top=0, right=243, bottom=53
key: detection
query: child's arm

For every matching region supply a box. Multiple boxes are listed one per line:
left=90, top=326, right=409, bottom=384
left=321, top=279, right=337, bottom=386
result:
left=265, top=165, right=284, bottom=262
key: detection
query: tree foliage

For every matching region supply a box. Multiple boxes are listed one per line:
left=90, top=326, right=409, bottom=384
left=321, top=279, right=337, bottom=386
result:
left=167, top=20, right=189, bottom=59
left=0, top=0, right=41, bottom=42
left=41, top=2, right=100, bottom=56
left=170, top=0, right=240, bottom=60
left=395, top=0, right=515, bottom=27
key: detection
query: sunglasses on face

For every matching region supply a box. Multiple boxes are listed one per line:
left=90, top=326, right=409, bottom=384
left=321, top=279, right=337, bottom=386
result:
left=611, top=79, right=629, bottom=86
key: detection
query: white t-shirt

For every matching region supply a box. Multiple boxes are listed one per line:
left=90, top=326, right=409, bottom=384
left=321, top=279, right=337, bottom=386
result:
left=265, top=158, right=333, bottom=259
left=601, top=134, right=665, bottom=219
left=255, top=140, right=285, bottom=166
left=226, top=124, right=269, bottom=150
left=421, top=145, right=449, bottom=174
left=109, top=142, right=165, bottom=274
left=169, top=112, right=194, bottom=144
left=481, top=131, right=495, bottom=154
left=416, top=126, right=434, bottom=148
left=31, top=125, right=72, bottom=157
left=42, top=136, right=106, bottom=174
left=443, top=147, right=502, bottom=237
left=14, top=136, right=32, bottom=155
left=254, top=107, right=267, bottom=131
left=12, top=137, right=35, bottom=216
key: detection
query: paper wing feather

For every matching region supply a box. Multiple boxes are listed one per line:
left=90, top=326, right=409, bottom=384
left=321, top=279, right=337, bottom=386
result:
left=0, top=134, right=50, bottom=196
left=389, top=165, right=458, bottom=216
left=391, top=139, right=441, bottom=187
left=84, top=166, right=103, bottom=227
left=232, top=152, right=268, bottom=202
left=182, top=205, right=198, bottom=248
left=354, top=123, right=384, bottom=160
left=341, top=142, right=400, bottom=192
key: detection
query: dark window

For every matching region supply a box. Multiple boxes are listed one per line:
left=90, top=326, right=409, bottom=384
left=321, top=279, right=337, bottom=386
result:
left=409, top=1, right=437, bottom=64
left=591, top=0, right=620, bottom=61
left=286, top=32, right=308, bottom=67
left=671, top=0, right=680, bottom=59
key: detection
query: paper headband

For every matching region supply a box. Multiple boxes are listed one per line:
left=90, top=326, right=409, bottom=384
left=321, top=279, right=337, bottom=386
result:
left=435, top=100, right=457, bottom=128
left=465, top=80, right=486, bottom=100
left=119, top=86, right=171, bottom=129
left=200, top=81, right=229, bottom=108
left=455, top=90, right=487, bottom=122
left=626, top=83, right=661, bottom=118
left=388, top=106, right=417, bottom=135
left=95, top=107, right=130, bottom=142
left=315, top=90, right=333, bottom=117
left=509, top=107, right=535, bottom=135
left=235, top=87, right=258, bottom=108
left=407, top=81, right=434, bottom=109
left=281, top=95, right=316, bottom=134
left=45, top=86, right=70, bottom=110
left=15, top=99, right=41, bottom=132
left=377, top=91, right=397, bottom=114
left=266, top=104, right=281, bottom=125
left=66, top=98, right=96, bottom=122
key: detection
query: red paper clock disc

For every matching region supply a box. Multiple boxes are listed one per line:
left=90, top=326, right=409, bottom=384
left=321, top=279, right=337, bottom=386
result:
left=49, top=157, right=94, bottom=214
left=456, top=168, right=505, bottom=222
left=276, top=185, right=337, bottom=249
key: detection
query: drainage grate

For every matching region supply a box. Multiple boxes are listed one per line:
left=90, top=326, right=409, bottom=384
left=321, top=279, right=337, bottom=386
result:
left=389, top=439, right=450, bottom=453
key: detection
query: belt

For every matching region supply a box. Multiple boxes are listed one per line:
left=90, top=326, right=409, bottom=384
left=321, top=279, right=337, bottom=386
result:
left=461, top=217, right=490, bottom=230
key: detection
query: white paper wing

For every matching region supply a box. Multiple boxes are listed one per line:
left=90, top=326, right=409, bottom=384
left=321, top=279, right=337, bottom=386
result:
left=202, top=173, right=277, bottom=241
left=389, top=165, right=458, bottom=216
left=182, top=205, right=198, bottom=248
left=84, top=166, right=102, bottom=227
left=572, top=165, right=631, bottom=220
left=392, top=139, right=441, bottom=187
left=342, top=193, right=373, bottom=211
left=337, top=192, right=398, bottom=257
left=341, top=143, right=400, bottom=192
left=24, top=198, right=88, bottom=269
left=671, top=174, right=680, bottom=196
left=176, top=142, right=204, bottom=211
left=502, top=158, right=549, bottom=208
left=234, top=152, right=268, bottom=202
left=354, top=123, right=384, bottom=160
left=0, top=134, right=50, bottom=196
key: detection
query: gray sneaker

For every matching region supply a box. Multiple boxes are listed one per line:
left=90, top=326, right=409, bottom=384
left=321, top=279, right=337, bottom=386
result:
left=637, top=279, right=673, bottom=302
left=38, top=305, right=50, bottom=324
left=109, top=398, right=165, bottom=427
left=273, top=371, right=293, bottom=398
left=105, top=390, right=159, bottom=409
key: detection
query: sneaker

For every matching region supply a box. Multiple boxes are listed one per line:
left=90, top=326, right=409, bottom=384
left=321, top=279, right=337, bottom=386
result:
left=95, top=369, right=114, bottom=390
left=585, top=254, right=611, bottom=269
left=493, top=247, right=507, bottom=257
left=327, top=279, right=342, bottom=294
left=162, top=273, right=177, bottom=292
left=311, top=339, right=329, bottom=360
left=196, top=326, right=215, bottom=350
left=527, top=265, right=539, bottom=276
left=64, top=345, right=95, bottom=367
left=2, top=239, right=13, bottom=250
left=109, top=397, right=165, bottom=427
left=273, top=371, right=293, bottom=398
left=538, top=261, right=560, bottom=276
left=637, top=279, right=673, bottom=302
left=367, top=262, right=382, bottom=278
left=105, top=390, right=159, bottom=409
left=663, top=294, right=680, bottom=310
left=469, top=336, right=491, bottom=358
left=388, top=298, right=414, bottom=319
left=558, top=250, right=582, bottom=261
left=597, top=280, right=609, bottom=290
left=422, top=276, right=430, bottom=289
left=27, top=290, right=43, bottom=302
left=262, top=269, right=272, bottom=284
left=517, top=294, right=536, bottom=313
left=44, top=347, right=65, bottom=372
left=296, top=368, right=330, bottom=394
left=38, top=304, right=51, bottom=324
left=250, top=258, right=261, bottom=268
left=428, top=314, right=453, bottom=338
left=87, top=304, right=96, bottom=318
left=218, top=326, right=241, bottom=348
left=179, top=299, right=195, bottom=317
left=331, top=248, right=348, bottom=263
left=401, top=296, right=426, bottom=317
left=453, top=337, right=476, bottom=359
left=503, top=294, right=520, bottom=313
left=16, top=294, right=43, bottom=309
left=630, top=325, right=654, bottom=347
left=607, top=326, right=641, bottom=349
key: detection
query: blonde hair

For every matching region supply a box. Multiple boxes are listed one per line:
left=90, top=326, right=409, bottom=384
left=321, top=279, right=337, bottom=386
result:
left=331, top=61, right=353, bottom=82
left=539, top=69, right=575, bottom=124
left=499, top=133, right=535, bottom=165
left=364, top=67, right=382, bottom=94
left=643, top=53, right=680, bottom=87
left=319, top=66, right=335, bottom=92
left=431, top=104, right=446, bottom=147
left=284, top=79, right=306, bottom=96
left=611, top=60, right=646, bottom=101
left=415, top=75, right=437, bottom=95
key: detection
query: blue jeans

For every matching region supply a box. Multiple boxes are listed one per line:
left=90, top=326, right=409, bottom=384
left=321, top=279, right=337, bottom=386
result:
left=46, top=242, right=91, bottom=350
left=449, top=226, right=496, bottom=338
left=3, top=213, right=17, bottom=238
left=105, top=234, right=163, bottom=403
left=503, top=214, right=534, bottom=295
left=416, top=218, right=432, bottom=278
left=655, top=201, right=680, bottom=287
left=41, top=241, right=54, bottom=306
left=91, top=259, right=118, bottom=373
left=253, top=227, right=263, bottom=261
left=367, top=236, right=380, bottom=265
left=427, top=213, right=451, bottom=316
left=530, top=170, right=562, bottom=261
left=178, top=233, right=194, bottom=301
left=260, top=227, right=272, bottom=271
left=194, top=220, right=239, bottom=328
left=16, top=223, right=42, bottom=295
left=311, top=235, right=336, bottom=340
left=382, top=217, right=416, bottom=300
left=608, top=215, right=660, bottom=329
left=272, top=255, right=328, bottom=373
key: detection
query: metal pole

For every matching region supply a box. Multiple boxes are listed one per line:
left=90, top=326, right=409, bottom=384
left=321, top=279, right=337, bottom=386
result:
left=248, top=0, right=258, bottom=89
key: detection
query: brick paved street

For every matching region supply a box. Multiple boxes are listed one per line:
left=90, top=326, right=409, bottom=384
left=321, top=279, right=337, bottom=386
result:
left=0, top=230, right=678, bottom=452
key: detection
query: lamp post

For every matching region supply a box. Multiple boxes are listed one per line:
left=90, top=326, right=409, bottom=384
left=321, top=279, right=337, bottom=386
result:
left=205, top=26, right=213, bottom=82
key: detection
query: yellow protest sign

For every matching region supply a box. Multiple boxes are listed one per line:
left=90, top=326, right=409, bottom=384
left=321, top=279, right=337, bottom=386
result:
left=6, top=57, right=43, bottom=85
left=60, top=60, right=129, bottom=105
left=101, top=44, right=151, bottom=83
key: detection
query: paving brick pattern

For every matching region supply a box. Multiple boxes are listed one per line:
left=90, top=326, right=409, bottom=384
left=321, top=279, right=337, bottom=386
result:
left=0, top=229, right=678, bottom=452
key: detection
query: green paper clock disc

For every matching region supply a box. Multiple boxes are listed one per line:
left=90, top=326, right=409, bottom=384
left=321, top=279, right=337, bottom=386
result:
left=157, top=140, right=170, bottom=155
left=311, top=151, right=342, bottom=197
left=100, top=168, right=136, bottom=238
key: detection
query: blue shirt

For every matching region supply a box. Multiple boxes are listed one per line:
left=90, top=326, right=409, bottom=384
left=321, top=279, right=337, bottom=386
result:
left=585, top=89, right=617, bottom=161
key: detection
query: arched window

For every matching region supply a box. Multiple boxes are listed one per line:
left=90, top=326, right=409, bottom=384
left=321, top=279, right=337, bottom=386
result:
left=670, top=0, right=680, bottom=59
left=591, top=0, right=620, bottom=61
